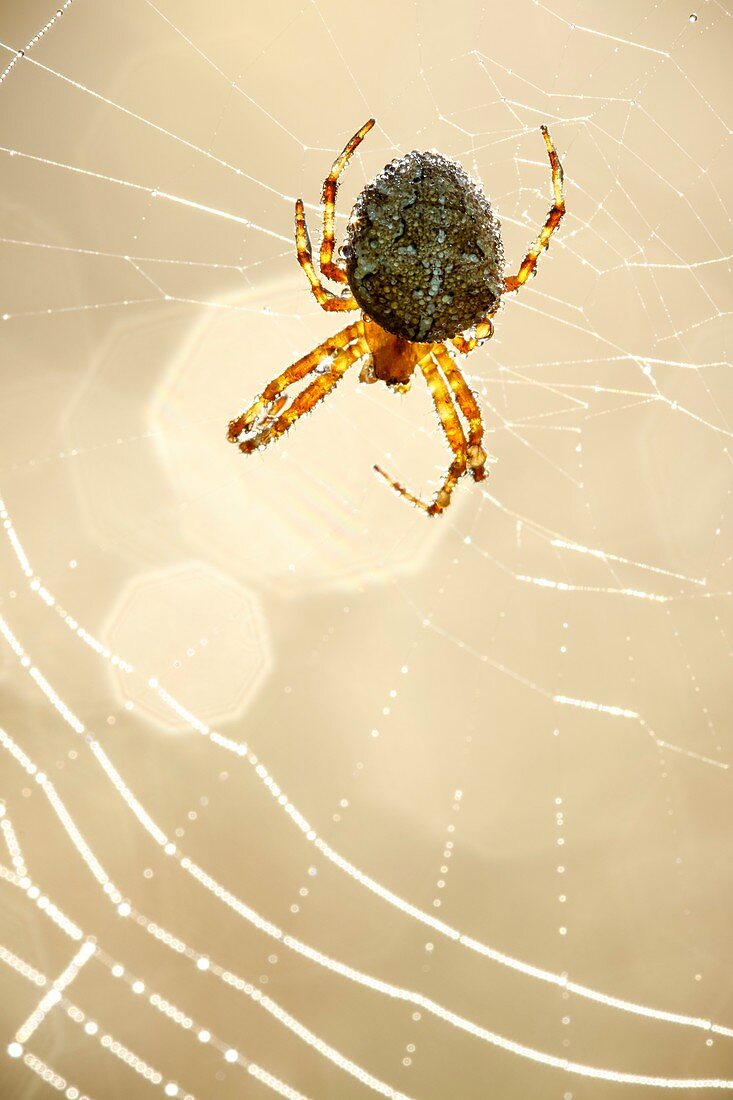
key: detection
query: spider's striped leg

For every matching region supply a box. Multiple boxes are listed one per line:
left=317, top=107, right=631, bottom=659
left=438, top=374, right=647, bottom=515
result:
left=320, top=118, right=375, bottom=285
left=504, top=126, right=565, bottom=294
left=227, top=321, right=363, bottom=442
left=295, top=200, right=359, bottom=312
left=237, top=337, right=368, bottom=455
left=433, top=345, right=488, bottom=482
left=450, top=314, right=496, bottom=355
left=374, top=352, right=467, bottom=517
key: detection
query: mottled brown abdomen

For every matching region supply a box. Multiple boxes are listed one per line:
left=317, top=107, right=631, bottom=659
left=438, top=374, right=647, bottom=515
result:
left=343, top=150, right=504, bottom=342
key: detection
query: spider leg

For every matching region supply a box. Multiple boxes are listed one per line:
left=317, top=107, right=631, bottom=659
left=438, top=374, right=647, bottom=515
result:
left=374, top=351, right=468, bottom=516
left=432, top=345, right=488, bottom=481
left=236, top=338, right=368, bottom=455
left=320, top=118, right=375, bottom=285
left=504, top=126, right=565, bottom=294
left=450, top=314, right=496, bottom=355
left=295, top=200, right=359, bottom=312
left=227, top=320, right=363, bottom=441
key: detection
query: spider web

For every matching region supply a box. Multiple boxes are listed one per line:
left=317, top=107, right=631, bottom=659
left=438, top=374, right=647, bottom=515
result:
left=0, top=1, right=731, bottom=1098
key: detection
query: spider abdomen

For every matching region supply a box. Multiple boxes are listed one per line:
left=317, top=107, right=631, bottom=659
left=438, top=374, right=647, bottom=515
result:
left=343, top=150, right=504, bottom=343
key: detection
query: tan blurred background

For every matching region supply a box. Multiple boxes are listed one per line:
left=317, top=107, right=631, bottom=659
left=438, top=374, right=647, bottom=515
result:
left=0, top=0, right=731, bottom=1097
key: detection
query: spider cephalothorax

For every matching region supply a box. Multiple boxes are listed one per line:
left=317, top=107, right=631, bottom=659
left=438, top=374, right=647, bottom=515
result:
left=228, top=119, right=565, bottom=515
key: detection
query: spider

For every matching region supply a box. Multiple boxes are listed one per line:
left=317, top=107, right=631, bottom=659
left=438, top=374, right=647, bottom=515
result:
left=227, top=119, right=565, bottom=515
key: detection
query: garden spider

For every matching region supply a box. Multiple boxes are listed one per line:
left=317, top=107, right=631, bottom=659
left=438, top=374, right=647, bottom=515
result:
left=227, top=119, right=565, bottom=515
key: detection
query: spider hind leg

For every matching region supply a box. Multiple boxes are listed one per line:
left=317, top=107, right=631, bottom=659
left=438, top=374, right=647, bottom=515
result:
left=504, top=126, right=565, bottom=294
left=294, top=200, right=359, bottom=312
left=320, top=118, right=375, bottom=284
left=293, top=118, right=375, bottom=314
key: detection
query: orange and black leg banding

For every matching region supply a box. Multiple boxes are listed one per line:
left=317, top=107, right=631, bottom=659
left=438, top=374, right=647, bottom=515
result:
left=227, top=321, right=364, bottom=443
left=295, top=199, right=359, bottom=312
left=433, top=346, right=488, bottom=482
left=374, top=351, right=468, bottom=516
left=320, top=118, right=375, bottom=285
left=236, top=339, right=367, bottom=456
left=504, top=126, right=565, bottom=295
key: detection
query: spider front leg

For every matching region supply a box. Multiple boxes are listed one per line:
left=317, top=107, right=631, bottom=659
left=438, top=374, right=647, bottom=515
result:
left=375, top=352, right=468, bottom=516
left=235, top=337, right=368, bottom=456
left=433, top=345, right=488, bottom=481
left=320, top=118, right=375, bottom=285
left=227, top=320, right=363, bottom=442
left=504, top=126, right=565, bottom=294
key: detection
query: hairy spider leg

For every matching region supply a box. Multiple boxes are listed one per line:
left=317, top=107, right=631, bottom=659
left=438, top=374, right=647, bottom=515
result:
left=227, top=320, right=364, bottom=441
left=504, top=126, right=565, bottom=294
left=432, top=345, right=488, bottom=481
left=236, top=338, right=368, bottom=455
left=450, top=315, right=496, bottom=355
left=375, top=352, right=468, bottom=516
left=320, top=118, right=375, bottom=285
left=295, top=199, right=359, bottom=311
